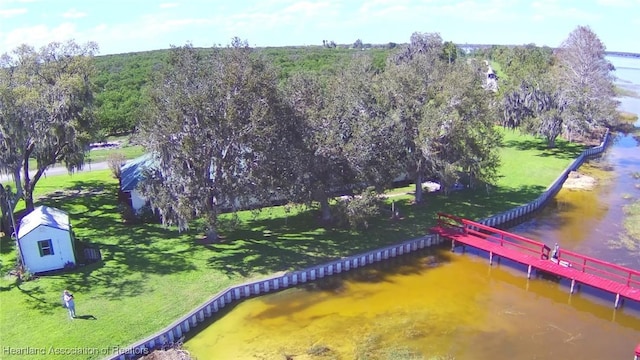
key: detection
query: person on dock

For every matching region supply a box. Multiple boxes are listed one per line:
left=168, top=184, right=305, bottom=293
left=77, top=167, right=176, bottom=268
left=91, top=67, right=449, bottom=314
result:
left=551, top=243, right=560, bottom=261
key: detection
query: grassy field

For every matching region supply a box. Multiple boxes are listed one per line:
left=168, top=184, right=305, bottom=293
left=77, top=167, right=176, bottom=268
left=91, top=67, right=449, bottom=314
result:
left=26, top=145, right=145, bottom=171
left=86, top=145, right=145, bottom=164
left=0, top=129, right=584, bottom=359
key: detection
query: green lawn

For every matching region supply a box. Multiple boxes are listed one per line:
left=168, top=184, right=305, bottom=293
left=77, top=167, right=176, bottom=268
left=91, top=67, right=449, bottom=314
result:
left=26, top=145, right=145, bottom=171
left=0, top=129, right=584, bottom=359
left=86, top=145, right=146, bottom=164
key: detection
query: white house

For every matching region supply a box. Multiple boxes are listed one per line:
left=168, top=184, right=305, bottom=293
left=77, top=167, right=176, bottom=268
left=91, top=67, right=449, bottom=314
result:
left=17, top=206, right=76, bottom=273
left=120, top=154, right=156, bottom=213
left=119, top=154, right=286, bottom=214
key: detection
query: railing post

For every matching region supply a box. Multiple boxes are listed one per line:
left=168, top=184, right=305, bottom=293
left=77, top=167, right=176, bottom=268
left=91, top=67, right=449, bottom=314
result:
left=583, top=258, right=587, bottom=272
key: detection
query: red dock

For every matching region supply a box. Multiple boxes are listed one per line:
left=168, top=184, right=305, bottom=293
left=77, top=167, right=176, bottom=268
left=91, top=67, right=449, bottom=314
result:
left=430, top=213, right=640, bottom=307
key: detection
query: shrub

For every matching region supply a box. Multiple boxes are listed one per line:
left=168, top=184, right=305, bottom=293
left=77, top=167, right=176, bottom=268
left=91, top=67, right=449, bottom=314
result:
left=107, top=152, right=127, bottom=179
left=119, top=204, right=139, bottom=224
left=334, top=187, right=383, bottom=230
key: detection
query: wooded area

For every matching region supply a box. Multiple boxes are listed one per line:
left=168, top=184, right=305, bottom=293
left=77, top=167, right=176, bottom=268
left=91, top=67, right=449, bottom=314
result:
left=0, top=27, right=620, bottom=239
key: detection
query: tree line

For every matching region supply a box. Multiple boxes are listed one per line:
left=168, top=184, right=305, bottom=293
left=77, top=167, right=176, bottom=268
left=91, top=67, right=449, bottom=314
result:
left=138, top=34, right=499, bottom=239
left=0, top=27, right=619, bottom=240
left=480, top=26, right=618, bottom=147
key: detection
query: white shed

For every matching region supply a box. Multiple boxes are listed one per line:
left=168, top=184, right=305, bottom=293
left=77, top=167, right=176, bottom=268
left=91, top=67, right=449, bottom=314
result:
left=17, top=206, right=76, bottom=274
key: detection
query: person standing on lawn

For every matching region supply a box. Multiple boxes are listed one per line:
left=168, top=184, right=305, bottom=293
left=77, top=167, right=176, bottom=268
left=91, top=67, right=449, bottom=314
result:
left=62, top=290, right=76, bottom=319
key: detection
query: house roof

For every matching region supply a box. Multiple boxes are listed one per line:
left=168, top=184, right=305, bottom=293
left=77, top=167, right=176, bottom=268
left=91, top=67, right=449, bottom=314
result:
left=17, top=205, right=70, bottom=239
left=120, top=154, right=156, bottom=192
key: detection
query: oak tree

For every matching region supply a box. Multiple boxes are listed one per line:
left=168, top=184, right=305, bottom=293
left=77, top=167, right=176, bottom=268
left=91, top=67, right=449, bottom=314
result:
left=0, top=40, right=98, bottom=211
left=382, top=32, right=446, bottom=203
left=138, top=40, right=291, bottom=240
left=284, top=54, right=402, bottom=222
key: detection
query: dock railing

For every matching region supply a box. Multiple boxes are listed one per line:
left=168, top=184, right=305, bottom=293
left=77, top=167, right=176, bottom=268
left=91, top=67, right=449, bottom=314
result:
left=437, top=213, right=640, bottom=289
left=555, top=248, right=640, bottom=288
left=462, top=218, right=551, bottom=260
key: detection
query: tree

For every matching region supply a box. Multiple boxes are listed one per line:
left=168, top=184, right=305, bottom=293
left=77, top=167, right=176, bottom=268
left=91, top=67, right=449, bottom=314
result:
left=383, top=33, right=501, bottom=202
left=422, top=61, right=501, bottom=191
left=491, top=44, right=554, bottom=93
left=502, top=28, right=618, bottom=146
left=555, top=26, right=618, bottom=140
left=393, top=32, right=444, bottom=64
left=493, top=44, right=569, bottom=147
left=93, top=51, right=167, bottom=136
left=382, top=32, right=446, bottom=203
left=284, top=54, right=402, bottom=222
left=353, top=39, right=364, bottom=49
left=283, top=71, right=349, bottom=221
left=139, top=40, right=292, bottom=240
left=502, top=76, right=564, bottom=148
left=441, top=41, right=458, bottom=64
left=0, top=40, right=98, bottom=211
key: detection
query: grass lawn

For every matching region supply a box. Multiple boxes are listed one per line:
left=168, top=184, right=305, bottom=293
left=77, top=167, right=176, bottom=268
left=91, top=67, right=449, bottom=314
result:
left=26, top=145, right=145, bottom=171
left=86, top=145, right=146, bottom=164
left=0, top=128, right=584, bottom=359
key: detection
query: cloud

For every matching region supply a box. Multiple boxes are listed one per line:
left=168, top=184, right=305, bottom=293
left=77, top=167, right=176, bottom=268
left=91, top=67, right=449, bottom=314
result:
left=2, top=22, right=77, bottom=51
left=595, top=0, right=632, bottom=6
left=282, top=0, right=335, bottom=16
left=216, top=0, right=344, bottom=42
left=62, top=8, right=87, bottom=19
left=79, top=12, right=226, bottom=54
left=530, top=1, right=599, bottom=22
left=358, top=0, right=411, bottom=18
left=356, top=0, right=522, bottom=24
left=159, top=3, right=179, bottom=9
left=0, top=8, right=27, bottom=18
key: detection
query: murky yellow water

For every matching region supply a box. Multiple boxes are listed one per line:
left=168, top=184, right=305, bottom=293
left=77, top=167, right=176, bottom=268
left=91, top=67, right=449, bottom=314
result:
left=186, top=151, right=640, bottom=360
left=186, top=247, right=640, bottom=360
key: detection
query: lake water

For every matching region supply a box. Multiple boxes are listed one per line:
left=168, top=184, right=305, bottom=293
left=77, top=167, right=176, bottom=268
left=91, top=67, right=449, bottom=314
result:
left=612, top=55, right=640, bottom=97
left=185, top=56, right=640, bottom=360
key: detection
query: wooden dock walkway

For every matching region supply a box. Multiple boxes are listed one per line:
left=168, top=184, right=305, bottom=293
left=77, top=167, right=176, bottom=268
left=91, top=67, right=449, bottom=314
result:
left=431, top=213, right=640, bottom=358
left=430, top=213, right=640, bottom=307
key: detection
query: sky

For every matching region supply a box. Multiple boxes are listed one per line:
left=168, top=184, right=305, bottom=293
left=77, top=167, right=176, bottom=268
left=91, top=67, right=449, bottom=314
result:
left=0, top=0, right=638, bottom=56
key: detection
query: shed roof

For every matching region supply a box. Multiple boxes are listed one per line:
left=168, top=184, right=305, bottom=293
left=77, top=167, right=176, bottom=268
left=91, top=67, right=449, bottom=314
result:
left=18, top=205, right=70, bottom=239
left=120, top=154, right=157, bottom=192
